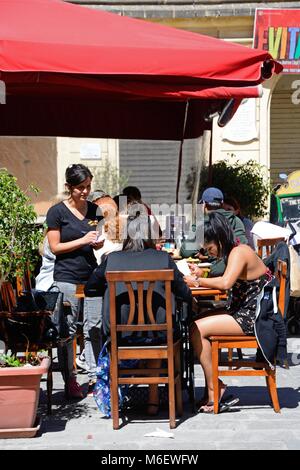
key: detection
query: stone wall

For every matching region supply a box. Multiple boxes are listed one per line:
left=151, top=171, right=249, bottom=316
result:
left=68, top=1, right=300, bottom=18
left=0, top=137, right=57, bottom=216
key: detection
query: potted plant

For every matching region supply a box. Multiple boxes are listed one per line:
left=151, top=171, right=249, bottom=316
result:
left=0, top=168, right=42, bottom=290
left=0, top=352, right=50, bottom=438
left=0, top=169, right=47, bottom=438
left=186, top=157, right=270, bottom=219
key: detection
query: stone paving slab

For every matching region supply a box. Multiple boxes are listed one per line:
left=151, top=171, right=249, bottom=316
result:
left=1, top=338, right=300, bottom=450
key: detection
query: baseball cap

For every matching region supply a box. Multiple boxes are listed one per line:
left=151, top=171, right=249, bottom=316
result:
left=87, top=190, right=109, bottom=203
left=199, top=187, right=224, bottom=204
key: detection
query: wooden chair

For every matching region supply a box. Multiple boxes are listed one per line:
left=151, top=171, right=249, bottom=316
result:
left=209, top=259, right=287, bottom=414
left=106, top=269, right=183, bottom=429
left=257, top=237, right=285, bottom=259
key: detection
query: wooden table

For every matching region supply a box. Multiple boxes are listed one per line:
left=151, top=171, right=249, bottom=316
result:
left=77, top=284, right=226, bottom=300
left=75, top=284, right=85, bottom=299
left=190, top=287, right=226, bottom=301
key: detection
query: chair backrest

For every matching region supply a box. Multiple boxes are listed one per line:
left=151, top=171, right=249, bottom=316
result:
left=16, top=266, right=32, bottom=297
left=0, top=281, right=16, bottom=312
left=106, top=269, right=174, bottom=354
left=257, top=237, right=285, bottom=259
left=277, top=259, right=288, bottom=318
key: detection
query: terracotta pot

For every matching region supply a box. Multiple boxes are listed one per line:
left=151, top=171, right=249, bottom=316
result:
left=0, top=357, right=50, bottom=430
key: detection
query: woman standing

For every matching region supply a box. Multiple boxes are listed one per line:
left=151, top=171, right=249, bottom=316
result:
left=46, top=164, right=103, bottom=398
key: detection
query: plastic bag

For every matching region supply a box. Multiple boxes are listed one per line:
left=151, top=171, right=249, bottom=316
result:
left=93, top=341, right=125, bottom=418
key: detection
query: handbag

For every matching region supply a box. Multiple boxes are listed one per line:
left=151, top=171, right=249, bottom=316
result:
left=15, top=287, right=60, bottom=312
left=33, top=288, right=60, bottom=311
left=47, top=286, right=69, bottom=338
left=0, top=310, right=59, bottom=345
left=13, top=286, right=65, bottom=341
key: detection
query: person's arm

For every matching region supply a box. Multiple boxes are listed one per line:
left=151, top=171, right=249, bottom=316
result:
left=195, top=247, right=247, bottom=291
left=168, top=258, right=192, bottom=303
left=47, top=228, right=100, bottom=256
left=84, top=257, right=108, bottom=297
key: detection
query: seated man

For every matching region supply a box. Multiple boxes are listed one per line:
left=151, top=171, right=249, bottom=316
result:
left=181, top=187, right=248, bottom=277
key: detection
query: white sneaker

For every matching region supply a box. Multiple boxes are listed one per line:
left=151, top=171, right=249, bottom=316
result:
left=76, top=351, right=87, bottom=371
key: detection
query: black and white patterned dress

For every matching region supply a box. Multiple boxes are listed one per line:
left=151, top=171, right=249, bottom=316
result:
left=227, top=270, right=273, bottom=335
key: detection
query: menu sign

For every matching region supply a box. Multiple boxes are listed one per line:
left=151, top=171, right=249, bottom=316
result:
left=280, top=196, right=300, bottom=223
left=254, top=9, right=300, bottom=74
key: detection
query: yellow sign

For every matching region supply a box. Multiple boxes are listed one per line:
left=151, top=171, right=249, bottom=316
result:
left=276, top=170, right=300, bottom=195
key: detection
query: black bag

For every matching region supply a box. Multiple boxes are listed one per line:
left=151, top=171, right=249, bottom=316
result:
left=14, top=290, right=39, bottom=312
left=49, top=286, right=69, bottom=338
left=34, top=289, right=60, bottom=311
left=15, top=288, right=60, bottom=313
left=14, top=286, right=68, bottom=339
left=0, top=311, right=59, bottom=345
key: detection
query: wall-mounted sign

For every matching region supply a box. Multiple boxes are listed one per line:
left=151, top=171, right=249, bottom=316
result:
left=80, top=142, right=101, bottom=160
left=222, top=98, right=258, bottom=143
left=254, top=9, right=300, bottom=74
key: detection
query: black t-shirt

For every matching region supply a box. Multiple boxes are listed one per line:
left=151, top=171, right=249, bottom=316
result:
left=46, top=201, right=99, bottom=283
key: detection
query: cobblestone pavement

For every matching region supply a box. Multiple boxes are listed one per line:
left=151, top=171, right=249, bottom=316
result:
left=1, top=337, right=300, bottom=450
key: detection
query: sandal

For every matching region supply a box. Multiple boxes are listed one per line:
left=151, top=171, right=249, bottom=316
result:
left=199, top=398, right=240, bottom=414
left=197, top=382, right=229, bottom=410
left=219, top=398, right=240, bottom=413
left=196, top=392, right=234, bottom=408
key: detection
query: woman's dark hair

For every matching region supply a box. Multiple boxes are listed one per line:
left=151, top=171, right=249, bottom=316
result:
left=204, top=212, right=235, bottom=264
left=223, top=196, right=241, bottom=214
left=123, top=186, right=142, bottom=202
left=123, top=201, right=155, bottom=252
left=65, top=164, right=93, bottom=186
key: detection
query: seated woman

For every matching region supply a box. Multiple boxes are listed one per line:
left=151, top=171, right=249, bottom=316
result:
left=185, top=212, right=271, bottom=413
left=85, top=202, right=192, bottom=415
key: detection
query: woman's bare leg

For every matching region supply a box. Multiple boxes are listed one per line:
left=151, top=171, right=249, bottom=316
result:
left=191, top=314, right=244, bottom=409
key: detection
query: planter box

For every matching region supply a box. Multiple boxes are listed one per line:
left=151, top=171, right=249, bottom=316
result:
left=0, top=357, right=50, bottom=433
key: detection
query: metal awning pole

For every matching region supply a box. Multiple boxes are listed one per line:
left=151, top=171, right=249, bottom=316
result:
left=175, top=100, right=189, bottom=206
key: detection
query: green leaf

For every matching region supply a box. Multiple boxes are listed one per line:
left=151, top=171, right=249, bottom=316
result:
left=0, top=169, right=43, bottom=284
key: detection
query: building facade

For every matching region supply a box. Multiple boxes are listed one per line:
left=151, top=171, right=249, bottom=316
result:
left=1, top=1, right=300, bottom=215
left=71, top=0, right=300, bottom=193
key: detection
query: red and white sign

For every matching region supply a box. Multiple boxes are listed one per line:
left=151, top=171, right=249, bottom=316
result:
left=254, top=9, right=300, bottom=74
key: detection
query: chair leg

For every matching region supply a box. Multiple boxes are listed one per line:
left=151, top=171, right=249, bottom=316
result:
left=228, top=348, right=233, bottom=370
left=211, top=341, right=220, bottom=414
left=110, top=357, right=120, bottom=430
left=73, top=336, right=77, bottom=372
left=237, top=348, right=243, bottom=360
left=47, top=349, right=53, bottom=415
left=168, top=353, right=176, bottom=429
left=175, top=351, right=183, bottom=417
left=266, top=372, right=281, bottom=413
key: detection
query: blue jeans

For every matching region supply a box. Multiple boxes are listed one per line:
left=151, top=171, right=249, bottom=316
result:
left=83, top=296, right=103, bottom=381
left=54, top=282, right=103, bottom=381
left=54, top=281, right=81, bottom=379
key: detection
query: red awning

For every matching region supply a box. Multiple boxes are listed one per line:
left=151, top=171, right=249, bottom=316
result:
left=0, top=0, right=282, bottom=139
